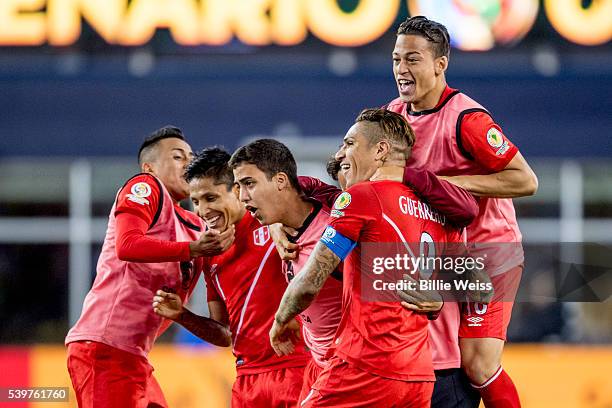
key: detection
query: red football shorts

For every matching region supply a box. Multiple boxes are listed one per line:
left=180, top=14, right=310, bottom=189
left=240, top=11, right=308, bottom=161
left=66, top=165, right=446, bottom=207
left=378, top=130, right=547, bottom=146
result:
left=459, top=264, right=523, bottom=340
left=232, top=365, right=305, bottom=408
left=66, top=341, right=167, bottom=408
left=301, top=357, right=434, bottom=408
left=299, top=359, right=324, bottom=403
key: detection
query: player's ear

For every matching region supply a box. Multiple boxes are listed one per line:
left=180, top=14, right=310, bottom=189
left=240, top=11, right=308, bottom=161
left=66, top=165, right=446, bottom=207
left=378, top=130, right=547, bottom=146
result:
left=142, top=161, right=154, bottom=174
left=435, top=55, right=448, bottom=75
left=231, top=183, right=240, bottom=198
left=274, top=172, right=289, bottom=191
left=375, top=140, right=391, bottom=161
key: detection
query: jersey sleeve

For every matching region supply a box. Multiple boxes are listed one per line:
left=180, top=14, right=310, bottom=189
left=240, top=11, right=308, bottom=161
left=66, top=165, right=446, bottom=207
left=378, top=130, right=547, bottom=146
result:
left=115, top=212, right=191, bottom=262
left=115, top=174, right=161, bottom=227
left=298, top=176, right=341, bottom=209
left=327, top=183, right=379, bottom=242
left=459, top=111, right=518, bottom=172
left=204, top=267, right=222, bottom=303
left=403, top=167, right=478, bottom=228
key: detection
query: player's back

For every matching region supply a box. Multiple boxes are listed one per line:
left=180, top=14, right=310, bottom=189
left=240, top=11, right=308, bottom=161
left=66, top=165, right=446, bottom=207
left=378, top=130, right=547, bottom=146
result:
left=327, top=180, right=440, bottom=382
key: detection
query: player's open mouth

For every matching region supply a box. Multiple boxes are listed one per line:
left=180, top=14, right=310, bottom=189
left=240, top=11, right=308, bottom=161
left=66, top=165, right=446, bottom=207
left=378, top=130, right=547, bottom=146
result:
left=398, top=78, right=415, bottom=94
left=245, top=205, right=258, bottom=216
left=340, top=163, right=350, bottom=175
left=205, top=214, right=224, bottom=229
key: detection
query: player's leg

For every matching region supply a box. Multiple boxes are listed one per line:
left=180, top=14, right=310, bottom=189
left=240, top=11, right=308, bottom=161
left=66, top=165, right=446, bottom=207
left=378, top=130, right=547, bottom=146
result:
left=67, top=341, right=150, bottom=408
left=302, top=357, right=433, bottom=408
left=231, top=374, right=253, bottom=408
left=460, top=334, right=520, bottom=408
left=144, top=372, right=169, bottom=408
left=459, top=266, right=523, bottom=408
left=431, top=368, right=480, bottom=408
left=298, top=360, right=321, bottom=403
left=267, top=366, right=306, bottom=407
left=232, top=367, right=305, bottom=408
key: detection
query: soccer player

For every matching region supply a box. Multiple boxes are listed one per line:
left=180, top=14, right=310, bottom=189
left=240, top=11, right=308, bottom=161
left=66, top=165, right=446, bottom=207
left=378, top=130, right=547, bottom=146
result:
left=270, top=109, right=466, bottom=407
left=229, top=139, right=345, bottom=401
left=385, top=16, right=539, bottom=408
left=65, top=127, right=234, bottom=408
left=231, top=139, right=481, bottom=401
left=152, top=147, right=313, bottom=407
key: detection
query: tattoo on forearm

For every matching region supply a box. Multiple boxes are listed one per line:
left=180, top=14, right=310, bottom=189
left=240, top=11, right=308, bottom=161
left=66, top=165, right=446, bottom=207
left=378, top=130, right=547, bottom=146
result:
left=178, top=309, right=232, bottom=347
left=276, top=242, right=340, bottom=324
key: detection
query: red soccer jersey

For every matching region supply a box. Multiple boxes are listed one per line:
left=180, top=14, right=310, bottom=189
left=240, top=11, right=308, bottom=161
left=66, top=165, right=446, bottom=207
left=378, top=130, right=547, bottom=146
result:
left=386, top=86, right=524, bottom=276
left=66, top=174, right=204, bottom=357
left=324, top=180, right=462, bottom=382
left=204, top=211, right=310, bottom=376
left=282, top=199, right=343, bottom=369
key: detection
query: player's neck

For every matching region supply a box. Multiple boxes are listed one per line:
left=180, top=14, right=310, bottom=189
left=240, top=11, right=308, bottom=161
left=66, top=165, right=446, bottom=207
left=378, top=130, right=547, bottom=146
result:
left=410, top=80, right=447, bottom=112
left=370, top=165, right=405, bottom=183
left=231, top=206, right=247, bottom=226
left=280, top=195, right=313, bottom=229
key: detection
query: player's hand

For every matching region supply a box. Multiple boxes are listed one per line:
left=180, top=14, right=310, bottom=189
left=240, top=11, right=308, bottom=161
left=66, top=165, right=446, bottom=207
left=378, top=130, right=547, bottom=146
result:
left=269, top=223, right=299, bottom=261
left=152, top=290, right=184, bottom=321
left=465, top=266, right=494, bottom=304
left=189, top=225, right=235, bottom=257
left=269, top=318, right=301, bottom=356
left=397, top=274, right=443, bottom=313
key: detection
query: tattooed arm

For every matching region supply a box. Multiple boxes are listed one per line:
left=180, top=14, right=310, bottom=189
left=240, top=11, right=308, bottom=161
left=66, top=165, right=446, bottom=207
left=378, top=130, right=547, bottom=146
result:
left=269, top=242, right=341, bottom=356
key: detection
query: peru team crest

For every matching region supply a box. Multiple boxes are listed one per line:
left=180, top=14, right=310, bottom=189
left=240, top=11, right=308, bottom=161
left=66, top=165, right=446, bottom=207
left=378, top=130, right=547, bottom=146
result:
left=253, top=226, right=270, bottom=246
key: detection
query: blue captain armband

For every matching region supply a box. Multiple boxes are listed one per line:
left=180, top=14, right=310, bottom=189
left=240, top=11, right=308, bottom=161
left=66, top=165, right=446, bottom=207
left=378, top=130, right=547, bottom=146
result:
left=320, top=226, right=356, bottom=260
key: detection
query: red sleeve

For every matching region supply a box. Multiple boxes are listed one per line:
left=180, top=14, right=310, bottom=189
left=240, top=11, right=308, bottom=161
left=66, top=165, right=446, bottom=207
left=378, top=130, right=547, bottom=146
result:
left=328, top=184, right=379, bottom=242
left=115, top=212, right=191, bottom=262
left=459, top=111, right=518, bottom=172
left=115, top=174, right=160, bottom=226
left=298, top=176, right=341, bottom=209
left=403, top=168, right=478, bottom=228
left=204, top=267, right=222, bottom=302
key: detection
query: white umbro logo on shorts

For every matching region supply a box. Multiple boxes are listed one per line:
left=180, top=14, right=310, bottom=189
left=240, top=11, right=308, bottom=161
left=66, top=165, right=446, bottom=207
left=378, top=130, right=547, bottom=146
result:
left=467, top=316, right=484, bottom=327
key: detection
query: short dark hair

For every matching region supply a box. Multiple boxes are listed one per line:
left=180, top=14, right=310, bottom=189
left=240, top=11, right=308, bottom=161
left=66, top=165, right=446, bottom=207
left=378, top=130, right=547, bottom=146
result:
left=138, top=125, right=185, bottom=164
left=355, top=108, right=415, bottom=158
left=184, top=147, right=234, bottom=190
left=229, top=139, right=300, bottom=191
left=397, top=16, right=450, bottom=59
left=326, top=156, right=341, bottom=181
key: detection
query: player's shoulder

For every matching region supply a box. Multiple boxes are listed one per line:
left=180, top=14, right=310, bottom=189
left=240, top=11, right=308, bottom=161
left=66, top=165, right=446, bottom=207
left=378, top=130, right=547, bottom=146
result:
left=383, top=97, right=405, bottom=113
left=115, top=173, right=163, bottom=208
left=119, top=173, right=162, bottom=196
left=344, top=181, right=377, bottom=198
left=175, top=205, right=204, bottom=230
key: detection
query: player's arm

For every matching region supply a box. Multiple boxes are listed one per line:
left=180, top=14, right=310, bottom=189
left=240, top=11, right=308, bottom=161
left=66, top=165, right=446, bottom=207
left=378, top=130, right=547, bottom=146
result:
left=403, top=168, right=479, bottom=228
left=441, top=152, right=538, bottom=198
left=441, top=112, right=538, bottom=198
left=115, top=175, right=234, bottom=262
left=152, top=290, right=232, bottom=347
left=298, top=175, right=341, bottom=208
left=270, top=241, right=341, bottom=356
left=269, top=223, right=299, bottom=261
left=271, top=176, right=341, bottom=261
